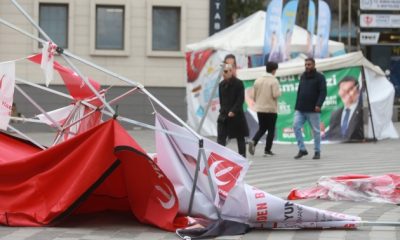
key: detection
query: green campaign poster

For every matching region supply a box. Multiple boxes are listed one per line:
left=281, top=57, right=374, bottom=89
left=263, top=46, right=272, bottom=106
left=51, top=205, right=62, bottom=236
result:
left=243, top=66, right=362, bottom=143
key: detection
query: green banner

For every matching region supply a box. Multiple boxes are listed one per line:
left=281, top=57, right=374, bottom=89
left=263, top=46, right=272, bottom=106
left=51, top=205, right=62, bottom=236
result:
left=243, top=66, right=362, bottom=143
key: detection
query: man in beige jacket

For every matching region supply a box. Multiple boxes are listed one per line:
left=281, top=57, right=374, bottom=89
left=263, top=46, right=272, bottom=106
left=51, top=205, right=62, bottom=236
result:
left=248, top=61, right=281, bottom=156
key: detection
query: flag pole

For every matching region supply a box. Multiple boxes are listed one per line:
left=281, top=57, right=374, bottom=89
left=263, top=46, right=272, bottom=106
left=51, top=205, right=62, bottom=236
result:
left=196, top=66, right=224, bottom=133
left=361, top=221, right=400, bottom=227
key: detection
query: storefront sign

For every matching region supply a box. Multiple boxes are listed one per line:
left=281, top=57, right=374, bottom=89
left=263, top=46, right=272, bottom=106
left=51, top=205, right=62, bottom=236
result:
left=360, top=14, right=400, bottom=28
left=209, top=0, right=226, bottom=36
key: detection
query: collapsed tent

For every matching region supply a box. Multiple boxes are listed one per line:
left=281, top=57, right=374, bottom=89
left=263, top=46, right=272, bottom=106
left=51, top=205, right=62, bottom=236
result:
left=0, top=119, right=183, bottom=230
left=2, top=2, right=399, bottom=238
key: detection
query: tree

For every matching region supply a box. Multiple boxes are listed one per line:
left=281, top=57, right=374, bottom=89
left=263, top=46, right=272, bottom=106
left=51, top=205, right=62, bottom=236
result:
left=225, top=0, right=266, bottom=26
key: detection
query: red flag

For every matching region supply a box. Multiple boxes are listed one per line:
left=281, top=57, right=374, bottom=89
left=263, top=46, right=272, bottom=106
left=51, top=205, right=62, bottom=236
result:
left=28, top=54, right=101, bottom=100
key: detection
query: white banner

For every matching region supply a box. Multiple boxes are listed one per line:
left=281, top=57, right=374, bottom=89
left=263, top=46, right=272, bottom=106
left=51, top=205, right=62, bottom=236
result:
left=186, top=51, right=248, bottom=136
left=221, top=183, right=361, bottom=229
left=0, top=61, right=16, bottom=130
left=41, top=42, right=57, bottom=86
left=156, top=113, right=361, bottom=230
left=155, top=113, right=249, bottom=218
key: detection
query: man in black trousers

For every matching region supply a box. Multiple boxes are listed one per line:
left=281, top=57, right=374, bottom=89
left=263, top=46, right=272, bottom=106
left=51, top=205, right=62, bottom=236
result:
left=248, top=61, right=281, bottom=156
left=217, top=54, right=249, bottom=157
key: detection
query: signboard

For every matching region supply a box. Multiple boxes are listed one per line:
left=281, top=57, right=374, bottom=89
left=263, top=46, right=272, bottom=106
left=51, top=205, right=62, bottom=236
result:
left=360, top=32, right=380, bottom=45
left=360, top=14, right=400, bottom=28
left=209, top=0, right=226, bottom=36
left=243, top=66, right=365, bottom=143
left=360, top=0, right=400, bottom=11
left=360, top=32, right=400, bottom=45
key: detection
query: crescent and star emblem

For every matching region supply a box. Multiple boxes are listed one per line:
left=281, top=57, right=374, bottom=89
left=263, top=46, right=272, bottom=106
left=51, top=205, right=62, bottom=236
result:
left=155, top=184, right=176, bottom=210
left=209, top=160, right=232, bottom=186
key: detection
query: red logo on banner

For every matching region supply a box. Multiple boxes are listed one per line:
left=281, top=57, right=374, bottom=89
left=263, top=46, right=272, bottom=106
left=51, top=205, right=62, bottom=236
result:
left=186, top=49, right=214, bottom=83
left=364, top=15, right=373, bottom=26
left=155, top=184, right=176, bottom=210
left=204, top=152, right=243, bottom=198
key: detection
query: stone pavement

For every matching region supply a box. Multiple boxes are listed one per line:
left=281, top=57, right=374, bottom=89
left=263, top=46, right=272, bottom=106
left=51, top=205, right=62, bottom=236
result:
left=1, top=123, right=399, bottom=240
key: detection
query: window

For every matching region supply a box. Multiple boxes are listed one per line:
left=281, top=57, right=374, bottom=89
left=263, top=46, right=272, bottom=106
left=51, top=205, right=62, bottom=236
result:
left=96, top=5, right=124, bottom=50
left=152, top=7, right=180, bottom=51
left=90, top=0, right=130, bottom=56
left=147, top=0, right=186, bottom=57
left=39, top=3, right=69, bottom=48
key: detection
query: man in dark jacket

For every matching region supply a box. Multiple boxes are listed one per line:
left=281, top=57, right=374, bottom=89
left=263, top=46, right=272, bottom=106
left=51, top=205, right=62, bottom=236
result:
left=293, top=58, right=327, bottom=159
left=217, top=54, right=249, bottom=157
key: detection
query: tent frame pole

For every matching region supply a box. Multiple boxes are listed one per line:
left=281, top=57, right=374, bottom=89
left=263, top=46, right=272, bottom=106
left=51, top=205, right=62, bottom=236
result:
left=10, top=0, right=115, bottom=116
left=15, top=77, right=195, bottom=141
left=14, top=84, right=63, bottom=131
left=188, top=140, right=220, bottom=218
left=361, top=66, right=377, bottom=141
left=196, top=66, right=224, bottom=133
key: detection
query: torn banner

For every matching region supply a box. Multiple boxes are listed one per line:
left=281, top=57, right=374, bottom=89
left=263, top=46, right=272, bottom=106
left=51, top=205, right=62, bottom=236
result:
left=288, top=174, right=400, bottom=204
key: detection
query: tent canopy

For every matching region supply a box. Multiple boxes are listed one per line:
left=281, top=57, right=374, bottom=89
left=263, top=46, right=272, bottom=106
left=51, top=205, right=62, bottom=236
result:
left=186, top=11, right=345, bottom=56
left=237, top=51, right=384, bottom=79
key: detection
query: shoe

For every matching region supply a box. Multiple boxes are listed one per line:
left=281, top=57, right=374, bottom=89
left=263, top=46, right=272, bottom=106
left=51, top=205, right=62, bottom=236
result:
left=248, top=141, right=255, bottom=156
left=264, top=150, right=275, bottom=156
left=312, top=152, right=320, bottom=160
left=294, top=150, right=308, bottom=159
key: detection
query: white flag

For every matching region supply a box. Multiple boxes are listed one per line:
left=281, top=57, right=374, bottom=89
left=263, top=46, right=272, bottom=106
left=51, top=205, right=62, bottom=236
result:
left=41, top=42, right=57, bottom=86
left=0, top=61, right=16, bottom=130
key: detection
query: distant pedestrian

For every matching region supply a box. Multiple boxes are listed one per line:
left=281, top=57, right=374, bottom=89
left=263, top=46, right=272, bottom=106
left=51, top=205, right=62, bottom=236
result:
left=293, top=58, right=327, bottom=159
left=248, top=61, right=281, bottom=156
left=217, top=54, right=249, bottom=157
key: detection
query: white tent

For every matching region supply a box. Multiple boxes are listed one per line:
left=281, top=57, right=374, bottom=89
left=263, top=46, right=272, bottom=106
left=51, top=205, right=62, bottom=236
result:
left=239, top=51, right=398, bottom=140
left=186, top=11, right=345, bottom=56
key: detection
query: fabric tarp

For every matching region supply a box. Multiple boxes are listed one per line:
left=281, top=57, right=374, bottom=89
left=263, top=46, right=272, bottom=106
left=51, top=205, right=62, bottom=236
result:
left=0, top=119, right=182, bottom=231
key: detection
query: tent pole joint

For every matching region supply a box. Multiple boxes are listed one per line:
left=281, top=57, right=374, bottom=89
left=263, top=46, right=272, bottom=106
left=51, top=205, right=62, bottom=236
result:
left=56, top=46, right=64, bottom=54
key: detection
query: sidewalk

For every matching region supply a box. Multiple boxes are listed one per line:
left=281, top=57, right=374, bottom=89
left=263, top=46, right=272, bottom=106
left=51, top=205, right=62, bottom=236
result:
left=0, top=123, right=399, bottom=240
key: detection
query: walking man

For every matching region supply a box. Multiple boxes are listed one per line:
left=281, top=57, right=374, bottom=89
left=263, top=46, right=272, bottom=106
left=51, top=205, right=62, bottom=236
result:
left=217, top=54, right=249, bottom=157
left=293, top=58, right=327, bottom=159
left=248, top=61, right=281, bottom=156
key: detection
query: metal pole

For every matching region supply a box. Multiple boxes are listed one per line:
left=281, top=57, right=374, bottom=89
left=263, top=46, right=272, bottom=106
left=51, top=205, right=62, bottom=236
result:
left=9, top=0, right=115, bottom=115
left=14, top=85, right=63, bottom=131
left=338, top=0, right=342, bottom=42
left=1, top=9, right=202, bottom=140
left=64, top=49, right=204, bottom=140
left=361, top=221, right=400, bottom=227
left=15, top=78, right=192, bottom=141
left=361, top=66, right=377, bottom=141
left=347, top=0, right=351, bottom=52
left=7, top=125, right=46, bottom=150
left=197, top=66, right=224, bottom=133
